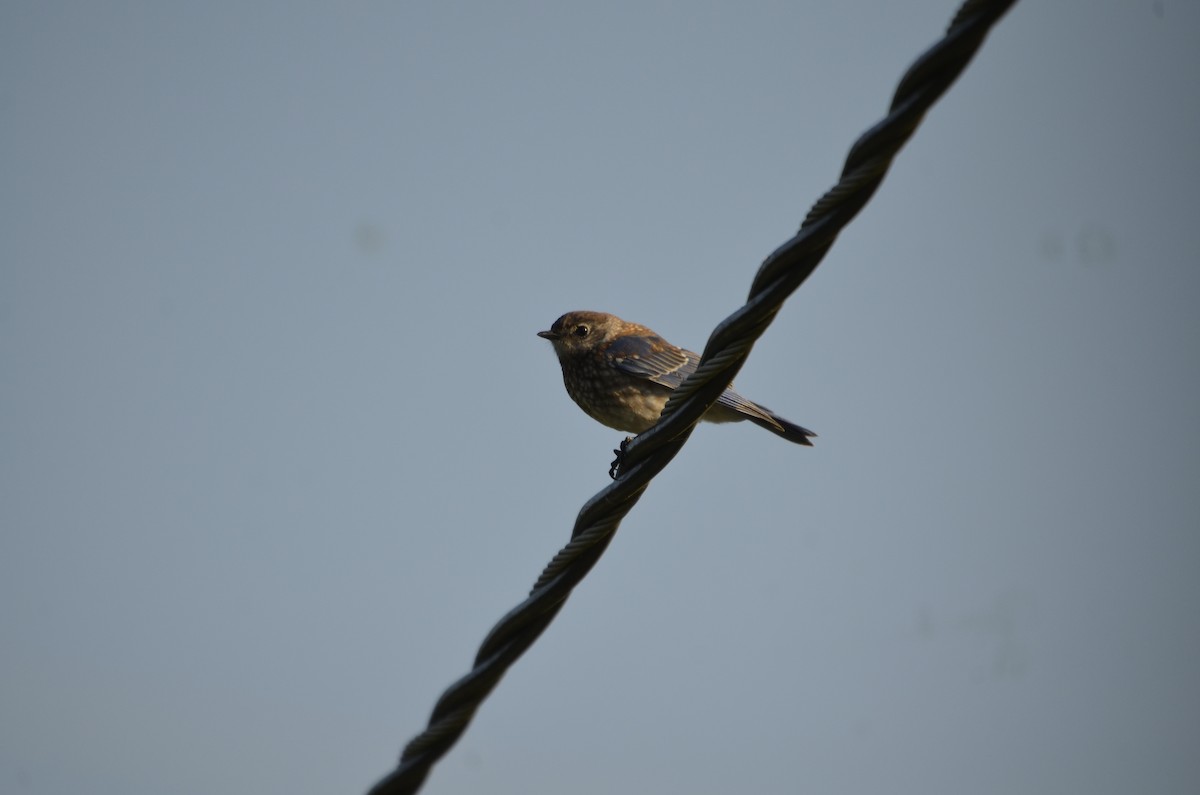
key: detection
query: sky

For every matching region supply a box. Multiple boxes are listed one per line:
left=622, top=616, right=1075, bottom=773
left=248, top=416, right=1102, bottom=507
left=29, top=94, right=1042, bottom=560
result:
left=2, top=2, right=1198, bottom=794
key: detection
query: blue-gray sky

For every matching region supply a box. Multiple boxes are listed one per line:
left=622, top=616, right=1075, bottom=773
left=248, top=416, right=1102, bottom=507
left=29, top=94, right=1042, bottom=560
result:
left=2, top=2, right=1198, bottom=794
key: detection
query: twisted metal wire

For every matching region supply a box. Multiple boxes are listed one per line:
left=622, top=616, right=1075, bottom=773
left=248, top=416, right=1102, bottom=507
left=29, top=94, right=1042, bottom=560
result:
left=367, top=1, right=1017, bottom=792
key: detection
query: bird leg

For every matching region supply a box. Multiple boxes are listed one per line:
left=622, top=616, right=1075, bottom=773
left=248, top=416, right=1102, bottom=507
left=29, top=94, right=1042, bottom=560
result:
left=609, top=436, right=633, bottom=480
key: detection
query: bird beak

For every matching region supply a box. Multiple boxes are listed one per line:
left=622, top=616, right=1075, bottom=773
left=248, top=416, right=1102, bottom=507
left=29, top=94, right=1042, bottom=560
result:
left=537, top=329, right=560, bottom=340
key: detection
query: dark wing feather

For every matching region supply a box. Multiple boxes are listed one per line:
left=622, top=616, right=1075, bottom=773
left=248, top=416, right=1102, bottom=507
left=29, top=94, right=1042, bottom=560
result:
left=605, top=334, right=697, bottom=387
left=605, top=332, right=816, bottom=445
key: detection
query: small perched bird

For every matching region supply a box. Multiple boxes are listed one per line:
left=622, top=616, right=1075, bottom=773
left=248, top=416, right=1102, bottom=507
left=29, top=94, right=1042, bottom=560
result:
left=537, top=310, right=815, bottom=445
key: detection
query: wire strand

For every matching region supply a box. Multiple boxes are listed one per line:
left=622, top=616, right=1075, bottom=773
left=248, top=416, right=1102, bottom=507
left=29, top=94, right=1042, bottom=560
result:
left=367, top=2, right=1018, bottom=791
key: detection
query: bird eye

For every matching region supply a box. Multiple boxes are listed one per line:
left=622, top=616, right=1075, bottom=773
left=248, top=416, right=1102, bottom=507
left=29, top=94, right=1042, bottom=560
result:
left=573, top=324, right=590, bottom=338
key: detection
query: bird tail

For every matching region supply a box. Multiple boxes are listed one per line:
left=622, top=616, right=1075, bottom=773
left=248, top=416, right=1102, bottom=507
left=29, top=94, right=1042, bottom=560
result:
left=748, top=410, right=817, bottom=446
left=713, top=390, right=817, bottom=446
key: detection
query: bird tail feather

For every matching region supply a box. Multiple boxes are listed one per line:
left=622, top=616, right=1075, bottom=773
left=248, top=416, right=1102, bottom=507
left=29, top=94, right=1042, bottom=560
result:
left=748, top=411, right=817, bottom=446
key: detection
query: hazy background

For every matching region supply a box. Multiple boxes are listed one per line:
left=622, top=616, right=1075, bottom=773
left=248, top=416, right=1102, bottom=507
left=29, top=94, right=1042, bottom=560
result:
left=3, top=2, right=1198, bottom=794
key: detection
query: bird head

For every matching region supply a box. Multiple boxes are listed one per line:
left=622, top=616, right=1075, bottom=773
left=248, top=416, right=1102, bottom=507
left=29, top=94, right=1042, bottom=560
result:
left=537, top=311, right=619, bottom=355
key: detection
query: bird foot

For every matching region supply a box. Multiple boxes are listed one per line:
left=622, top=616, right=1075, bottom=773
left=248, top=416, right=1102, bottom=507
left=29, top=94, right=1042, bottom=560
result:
left=609, top=436, right=633, bottom=480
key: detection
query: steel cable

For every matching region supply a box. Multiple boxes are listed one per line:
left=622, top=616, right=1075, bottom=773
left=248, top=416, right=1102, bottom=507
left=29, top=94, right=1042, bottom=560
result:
left=367, top=1, right=1017, bottom=792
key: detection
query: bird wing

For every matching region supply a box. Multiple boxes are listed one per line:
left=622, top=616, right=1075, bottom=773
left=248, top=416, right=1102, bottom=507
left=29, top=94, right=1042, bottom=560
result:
left=606, top=334, right=696, bottom=387
left=606, top=333, right=786, bottom=429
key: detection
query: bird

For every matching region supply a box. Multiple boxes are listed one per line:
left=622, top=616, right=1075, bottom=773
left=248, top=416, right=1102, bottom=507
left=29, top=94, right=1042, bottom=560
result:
left=537, top=310, right=815, bottom=446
